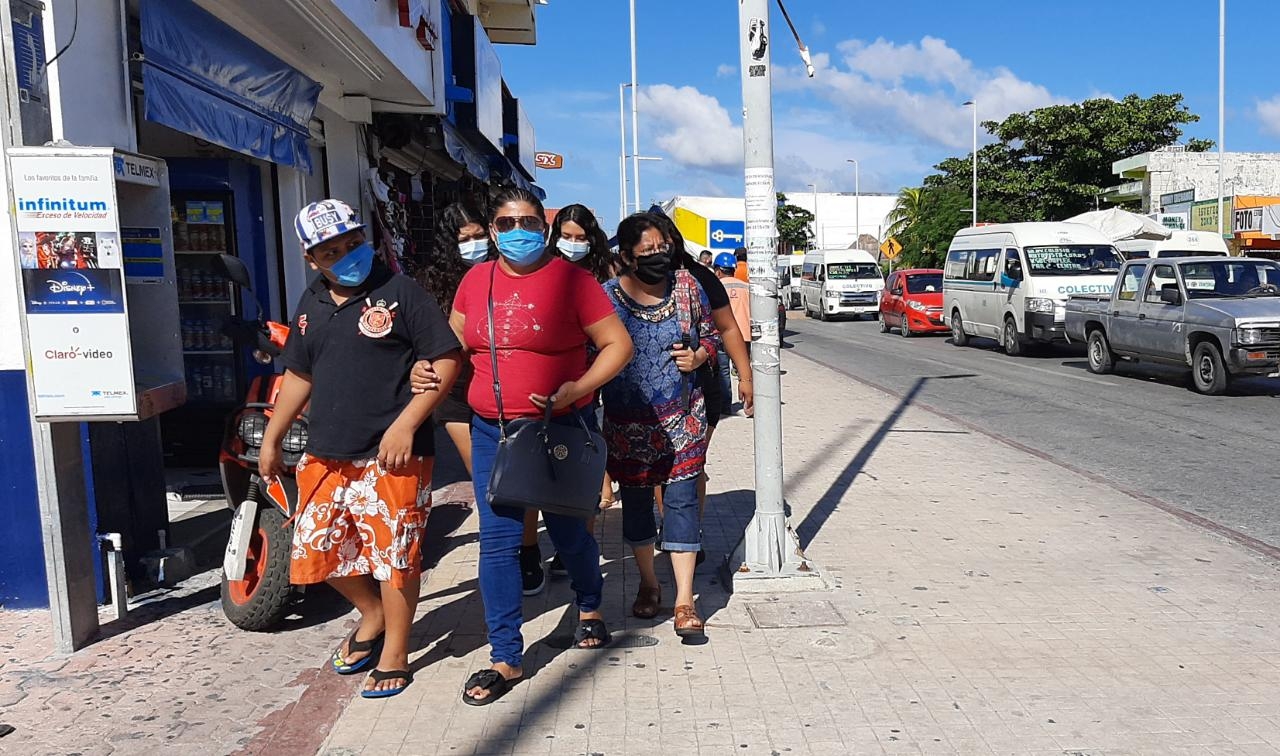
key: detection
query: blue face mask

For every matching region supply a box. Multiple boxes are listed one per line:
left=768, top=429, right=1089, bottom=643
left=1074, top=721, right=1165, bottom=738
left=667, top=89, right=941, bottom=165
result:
left=557, top=238, right=592, bottom=262
left=458, top=238, right=490, bottom=264
left=324, top=241, right=375, bottom=286
left=496, top=228, right=546, bottom=265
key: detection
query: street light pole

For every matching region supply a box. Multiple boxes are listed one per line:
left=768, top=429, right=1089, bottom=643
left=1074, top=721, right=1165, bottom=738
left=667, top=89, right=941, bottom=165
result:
left=619, top=83, right=631, bottom=222
left=731, top=0, right=819, bottom=588
left=1218, top=0, right=1225, bottom=237
left=846, top=158, right=859, bottom=250
left=808, top=182, right=819, bottom=248
left=629, top=0, right=641, bottom=212
left=964, top=100, right=978, bottom=227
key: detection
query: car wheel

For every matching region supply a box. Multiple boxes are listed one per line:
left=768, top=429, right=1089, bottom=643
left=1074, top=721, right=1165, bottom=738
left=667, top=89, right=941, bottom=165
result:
left=816, top=305, right=827, bottom=322
left=1191, top=341, right=1229, bottom=395
left=1002, top=317, right=1024, bottom=357
left=900, top=315, right=912, bottom=338
left=878, top=314, right=890, bottom=333
left=950, top=311, right=969, bottom=347
left=1086, top=329, right=1114, bottom=375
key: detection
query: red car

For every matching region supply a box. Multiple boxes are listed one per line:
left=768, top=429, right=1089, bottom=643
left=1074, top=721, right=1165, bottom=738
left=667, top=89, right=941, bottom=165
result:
left=879, top=268, right=948, bottom=337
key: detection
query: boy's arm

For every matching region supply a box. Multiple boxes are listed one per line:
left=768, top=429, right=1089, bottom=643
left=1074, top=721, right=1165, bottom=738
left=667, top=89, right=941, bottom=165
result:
left=378, top=349, right=462, bottom=471
left=260, top=369, right=313, bottom=480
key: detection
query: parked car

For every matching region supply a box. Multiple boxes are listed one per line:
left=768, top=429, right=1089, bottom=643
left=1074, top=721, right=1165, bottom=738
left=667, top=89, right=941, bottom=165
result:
left=1064, top=257, right=1280, bottom=394
left=944, top=222, right=1122, bottom=355
left=800, top=249, right=885, bottom=321
left=879, top=268, right=948, bottom=337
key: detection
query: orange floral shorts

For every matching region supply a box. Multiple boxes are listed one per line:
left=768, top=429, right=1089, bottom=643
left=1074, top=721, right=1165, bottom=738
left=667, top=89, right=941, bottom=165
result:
left=289, top=455, right=432, bottom=588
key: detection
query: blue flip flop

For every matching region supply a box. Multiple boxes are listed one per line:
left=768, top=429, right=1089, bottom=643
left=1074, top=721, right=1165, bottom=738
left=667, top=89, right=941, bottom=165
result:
left=331, top=630, right=384, bottom=675
left=361, top=669, right=413, bottom=699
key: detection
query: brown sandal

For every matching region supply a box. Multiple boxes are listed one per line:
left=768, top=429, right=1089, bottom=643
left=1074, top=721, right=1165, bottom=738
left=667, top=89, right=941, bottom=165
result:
left=632, top=585, right=661, bottom=619
left=674, top=604, right=704, bottom=637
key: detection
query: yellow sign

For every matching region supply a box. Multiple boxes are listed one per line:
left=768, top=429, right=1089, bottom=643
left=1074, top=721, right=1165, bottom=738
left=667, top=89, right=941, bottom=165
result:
left=672, top=207, right=708, bottom=249
left=879, top=237, right=903, bottom=260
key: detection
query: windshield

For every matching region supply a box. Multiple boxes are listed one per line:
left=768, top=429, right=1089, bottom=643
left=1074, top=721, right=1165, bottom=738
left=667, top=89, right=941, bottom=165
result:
left=1179, top=260, right=1280, bottom=298
left=906, top=273, right=943, bottom=294
left=828, top=263, right=882, bottom=280
left=1025, top=245, right=1124, bottom=276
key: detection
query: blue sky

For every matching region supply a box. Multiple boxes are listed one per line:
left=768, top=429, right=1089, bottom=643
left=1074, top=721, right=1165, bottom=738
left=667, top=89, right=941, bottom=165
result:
left=499, top=0, right=1280, bottom=228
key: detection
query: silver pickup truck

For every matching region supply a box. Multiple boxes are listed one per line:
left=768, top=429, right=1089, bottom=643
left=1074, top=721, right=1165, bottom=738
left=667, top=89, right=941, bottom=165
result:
left=1064, top=256, right=1280, bottom=394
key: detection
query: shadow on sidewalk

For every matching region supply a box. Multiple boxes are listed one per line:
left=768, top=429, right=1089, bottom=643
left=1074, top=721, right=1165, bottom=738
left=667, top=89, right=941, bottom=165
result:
left=795, top=374, right=973, bottom=549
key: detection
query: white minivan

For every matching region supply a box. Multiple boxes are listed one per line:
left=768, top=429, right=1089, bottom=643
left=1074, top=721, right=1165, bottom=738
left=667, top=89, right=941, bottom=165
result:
left=944, top=222, right=1124, bottom=355
left=1115, top=230, right=1230, bottom=259
left=801, top=249, right=885, bottom=320
left=777, top=253, right=805, bottom=309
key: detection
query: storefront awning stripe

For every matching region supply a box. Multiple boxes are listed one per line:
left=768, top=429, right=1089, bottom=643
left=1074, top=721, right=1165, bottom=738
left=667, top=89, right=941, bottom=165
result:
left=139, top=0, right=321, bottom=171
left=441, top=119, right=491, bottom=183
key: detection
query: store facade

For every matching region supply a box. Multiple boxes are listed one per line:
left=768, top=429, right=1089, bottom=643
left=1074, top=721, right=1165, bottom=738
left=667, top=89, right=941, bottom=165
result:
left=0, top=0, right=541, bottom=607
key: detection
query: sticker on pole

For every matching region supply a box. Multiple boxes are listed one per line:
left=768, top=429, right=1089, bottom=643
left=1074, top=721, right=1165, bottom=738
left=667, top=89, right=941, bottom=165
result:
left=879, top=237, right=903, bottom=260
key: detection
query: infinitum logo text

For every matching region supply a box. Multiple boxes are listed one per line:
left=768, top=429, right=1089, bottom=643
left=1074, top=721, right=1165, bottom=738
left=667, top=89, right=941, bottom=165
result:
left=18, top=197, right=109, bottom=212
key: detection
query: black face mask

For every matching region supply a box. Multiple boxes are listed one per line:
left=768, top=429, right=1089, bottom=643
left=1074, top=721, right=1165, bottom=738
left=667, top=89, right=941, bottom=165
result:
left=632, top=252, right=672, bottom=284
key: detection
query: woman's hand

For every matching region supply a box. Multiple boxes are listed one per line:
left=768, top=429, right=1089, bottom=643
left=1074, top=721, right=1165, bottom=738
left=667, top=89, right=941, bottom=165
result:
left=670, top=343, right=707, bottom=373
left=530, top=380, right=585, bottom=411
left=409, top=360, right=441, bottom=394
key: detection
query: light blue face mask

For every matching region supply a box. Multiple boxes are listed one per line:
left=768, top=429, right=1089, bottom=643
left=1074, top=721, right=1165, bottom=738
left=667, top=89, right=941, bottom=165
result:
left=557, top=238, right=591, bottom=262
left=496, top=228, right=546, bottom=265
left=458, top=238, right=490, bottom=264
left=323, top=241, right=375, bottom=286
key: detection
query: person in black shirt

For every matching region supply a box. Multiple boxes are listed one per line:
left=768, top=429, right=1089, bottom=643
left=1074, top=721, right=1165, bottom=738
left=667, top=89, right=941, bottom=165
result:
left=260, top=199, right=461, bottom=699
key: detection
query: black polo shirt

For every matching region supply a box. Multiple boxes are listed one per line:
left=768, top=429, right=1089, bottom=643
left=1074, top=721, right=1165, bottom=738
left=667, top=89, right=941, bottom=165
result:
left=676, top=250, right=730, bottom=311
left=281, top=262, right=460, bottom=460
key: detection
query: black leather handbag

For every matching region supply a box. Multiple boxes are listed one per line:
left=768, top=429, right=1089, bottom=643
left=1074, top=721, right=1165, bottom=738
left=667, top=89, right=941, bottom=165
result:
left=484, top=265, right=606, bottom=519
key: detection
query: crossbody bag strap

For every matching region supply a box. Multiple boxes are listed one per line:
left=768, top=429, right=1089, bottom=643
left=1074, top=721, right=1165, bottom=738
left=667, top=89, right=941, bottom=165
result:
left=672, top=270, right=700, bottom=412
left=486, top=263, right=508, bottom=440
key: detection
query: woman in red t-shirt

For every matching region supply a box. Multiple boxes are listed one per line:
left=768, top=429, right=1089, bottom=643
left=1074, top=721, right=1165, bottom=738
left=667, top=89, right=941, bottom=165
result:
left=449, top=188, right=633, bottom=707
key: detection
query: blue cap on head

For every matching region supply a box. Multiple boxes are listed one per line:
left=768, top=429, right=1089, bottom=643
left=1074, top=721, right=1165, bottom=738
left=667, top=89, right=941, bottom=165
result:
left=713, top=252, right=737, bottom=270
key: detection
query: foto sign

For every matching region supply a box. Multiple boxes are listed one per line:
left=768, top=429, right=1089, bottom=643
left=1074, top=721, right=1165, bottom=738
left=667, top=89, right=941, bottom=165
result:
left=534, top=152, right=563, bottom=169
left=9, top=152, right=138, bottom=419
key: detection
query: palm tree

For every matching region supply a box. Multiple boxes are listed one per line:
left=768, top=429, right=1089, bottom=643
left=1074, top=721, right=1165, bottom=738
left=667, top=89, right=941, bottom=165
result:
left=884, top=186, right=924, bottom=242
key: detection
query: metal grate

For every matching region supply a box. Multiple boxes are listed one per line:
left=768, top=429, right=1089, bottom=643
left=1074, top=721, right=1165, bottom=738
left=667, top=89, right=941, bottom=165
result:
left=746, top=600, right=846, bottom=629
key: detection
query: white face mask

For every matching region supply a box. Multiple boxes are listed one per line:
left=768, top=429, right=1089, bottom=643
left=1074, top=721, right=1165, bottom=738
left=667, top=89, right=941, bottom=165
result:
left=458, top=238, right=490, bottom=263
left=557, top=238, right=592, bottom=262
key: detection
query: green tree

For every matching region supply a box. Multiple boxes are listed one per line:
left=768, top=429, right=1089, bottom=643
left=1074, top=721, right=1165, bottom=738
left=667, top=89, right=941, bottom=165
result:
left=925, top=93, right=1210, bottom=222
left=775, top=192, right=814, bottom=252
left=898, top=186, right=970, bottom=269
left=884, top=187, right=925, bottom=242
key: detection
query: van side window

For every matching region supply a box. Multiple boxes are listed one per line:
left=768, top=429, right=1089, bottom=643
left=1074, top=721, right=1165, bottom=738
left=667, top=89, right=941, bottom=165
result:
left=966, top=249, right=999, bottom=282
left=802, top=263, right=816, bottom=281
left=1004, top=249, right=1021, bottom=274
left=944, top=249, right=971, bottom=279
left=1117, top=264, right=1146, bottom=301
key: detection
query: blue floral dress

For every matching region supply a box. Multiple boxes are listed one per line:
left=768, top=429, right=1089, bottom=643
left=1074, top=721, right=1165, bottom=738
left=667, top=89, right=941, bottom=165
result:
left=601, top=271, right=717, bottom=487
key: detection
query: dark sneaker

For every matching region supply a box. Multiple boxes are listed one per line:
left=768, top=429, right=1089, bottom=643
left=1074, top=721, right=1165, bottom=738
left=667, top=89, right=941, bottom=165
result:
left=520, top=545, right=545, bottom=596
left=547, top=553, right=569, bottom=577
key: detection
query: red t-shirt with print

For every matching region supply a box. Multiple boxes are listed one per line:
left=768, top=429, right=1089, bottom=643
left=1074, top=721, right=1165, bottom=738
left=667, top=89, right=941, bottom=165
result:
left=453, top=257, right=615, bottom=419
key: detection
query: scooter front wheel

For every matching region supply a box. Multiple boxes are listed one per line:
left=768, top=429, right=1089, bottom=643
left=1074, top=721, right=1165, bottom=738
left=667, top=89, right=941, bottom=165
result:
left=221, top=506, right=294, bottom=631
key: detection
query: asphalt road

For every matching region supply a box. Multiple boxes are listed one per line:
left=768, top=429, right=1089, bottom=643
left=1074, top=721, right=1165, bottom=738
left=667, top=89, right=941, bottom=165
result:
left=782, top=313, right=1280, bottom=549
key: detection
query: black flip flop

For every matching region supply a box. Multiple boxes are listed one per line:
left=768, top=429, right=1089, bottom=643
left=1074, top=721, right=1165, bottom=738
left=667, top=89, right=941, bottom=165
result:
left=462, top=669, right=517, bottom=706
left=331, top=629, right=384, bottom=675
left=573, top=618, right=612, bottom=650
left=361, top=669, right=413, bottom=699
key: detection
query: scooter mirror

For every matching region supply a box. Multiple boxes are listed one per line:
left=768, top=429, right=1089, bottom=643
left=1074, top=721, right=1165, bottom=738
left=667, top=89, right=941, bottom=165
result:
left=214, top=254, right=253, bottom=290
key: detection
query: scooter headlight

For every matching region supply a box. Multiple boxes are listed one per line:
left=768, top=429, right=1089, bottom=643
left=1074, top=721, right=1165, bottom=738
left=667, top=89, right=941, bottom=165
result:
left=237, top=413, right=267, bottom=448
left=281, top=419, right=309, bottom=454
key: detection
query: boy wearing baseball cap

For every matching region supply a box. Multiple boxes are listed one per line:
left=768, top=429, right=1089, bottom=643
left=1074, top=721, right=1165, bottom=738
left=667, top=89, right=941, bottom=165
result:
left=260, top=199, right=461, bottom=699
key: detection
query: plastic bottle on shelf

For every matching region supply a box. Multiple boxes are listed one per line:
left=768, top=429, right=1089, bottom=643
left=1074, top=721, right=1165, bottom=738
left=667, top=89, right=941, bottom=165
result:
left=180, top=320, right=192, bottom=350
left=201, top=364, right=215, bottom=396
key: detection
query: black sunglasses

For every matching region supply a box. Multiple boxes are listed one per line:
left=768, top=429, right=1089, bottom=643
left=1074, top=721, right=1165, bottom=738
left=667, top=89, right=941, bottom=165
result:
left=493, top=215, right=545, bottom=233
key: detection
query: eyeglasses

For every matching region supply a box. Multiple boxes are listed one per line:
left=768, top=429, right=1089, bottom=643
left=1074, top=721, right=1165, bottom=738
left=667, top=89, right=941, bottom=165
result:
left=633, top=243, right=672, bottom=256
left=493, top=215, right=545, bottom=233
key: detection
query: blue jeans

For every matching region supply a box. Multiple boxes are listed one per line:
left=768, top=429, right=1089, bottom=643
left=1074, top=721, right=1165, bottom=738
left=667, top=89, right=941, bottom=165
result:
left=621, top=477, right=702, bottom=552
left=471, top=410, right=604, bottom=667
left=717, top=355, right=733, bottom=415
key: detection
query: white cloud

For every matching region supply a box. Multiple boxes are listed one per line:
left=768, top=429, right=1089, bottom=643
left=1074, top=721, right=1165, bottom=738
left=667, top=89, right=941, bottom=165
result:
left=636, top=84, right=743, bottom=171
left=777, top=36, right=1065, bottom=150
left=1259, top=96, right=1280, bottom=137
left=716, top=63, right=736, bottom=78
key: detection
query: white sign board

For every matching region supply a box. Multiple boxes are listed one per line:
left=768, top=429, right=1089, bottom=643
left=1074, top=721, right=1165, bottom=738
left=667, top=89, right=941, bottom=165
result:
left=9, top=153, right=137, bottom=419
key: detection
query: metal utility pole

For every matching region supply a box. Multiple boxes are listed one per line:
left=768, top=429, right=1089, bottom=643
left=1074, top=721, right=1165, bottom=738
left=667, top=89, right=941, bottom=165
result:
left=730, top=0, right=819, bottom=588
left=807, top=183, right=818, bottom=247
left=846, top=158, right=860, bottom=249
left=619, top=83, right=630, bottom=221
left=964, top=100, right=978, bottom=227
left=1218, top=0, right=1226, bottom=237
left=629, top=0, right=641, bottom=212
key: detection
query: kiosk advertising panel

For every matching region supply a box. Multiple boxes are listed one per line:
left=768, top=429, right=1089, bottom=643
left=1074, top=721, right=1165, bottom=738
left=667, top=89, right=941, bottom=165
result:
left=9, top=152, right=137, bottom=418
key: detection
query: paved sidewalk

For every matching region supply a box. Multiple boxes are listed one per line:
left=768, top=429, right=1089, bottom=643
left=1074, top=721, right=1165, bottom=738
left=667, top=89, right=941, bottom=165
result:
left=319, top=352, right=1280, bottom=756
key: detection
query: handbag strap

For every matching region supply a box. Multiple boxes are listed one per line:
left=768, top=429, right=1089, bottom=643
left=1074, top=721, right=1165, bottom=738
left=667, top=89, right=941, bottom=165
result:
left=672, top=269, right=702, bottom=412
left=486, top=263, right=509, bottom=440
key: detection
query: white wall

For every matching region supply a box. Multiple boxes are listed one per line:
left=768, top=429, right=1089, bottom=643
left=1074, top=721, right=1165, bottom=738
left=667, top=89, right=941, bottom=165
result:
left=45, top=0, right=134, bottom=150
left=1146, top=152, right=1280, bottom=212
left=783, top=192, right=898, bottom=250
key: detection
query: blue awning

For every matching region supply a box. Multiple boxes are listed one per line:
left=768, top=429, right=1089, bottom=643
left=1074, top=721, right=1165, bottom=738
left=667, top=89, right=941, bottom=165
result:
left=488, top=156, right=545, bottom=201
left=139, top=0, right=321, bottom=172
left=441, top=119, right=490, bottom=183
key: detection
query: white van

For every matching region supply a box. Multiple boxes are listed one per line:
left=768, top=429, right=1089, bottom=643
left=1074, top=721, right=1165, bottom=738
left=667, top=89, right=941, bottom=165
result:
left=944, top=222, right=1123, bottom=355
left=801, top=249, right=885, bottom=320
left=1115, top=230, right=1230, bottom=259
left=777, top=253, right=804, bottom=309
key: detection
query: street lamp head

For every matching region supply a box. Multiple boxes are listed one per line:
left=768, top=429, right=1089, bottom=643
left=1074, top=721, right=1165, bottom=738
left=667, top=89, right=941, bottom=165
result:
left=962, top=100, right=974, bottom=107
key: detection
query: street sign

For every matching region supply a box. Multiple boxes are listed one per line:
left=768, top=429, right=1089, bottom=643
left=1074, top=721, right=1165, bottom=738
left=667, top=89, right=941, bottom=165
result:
left=880, top=236, right=903, bottom=260
left=708, top=219, right=746, bottom=249
left=533, top=152, right=563, bottom=169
